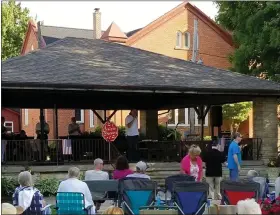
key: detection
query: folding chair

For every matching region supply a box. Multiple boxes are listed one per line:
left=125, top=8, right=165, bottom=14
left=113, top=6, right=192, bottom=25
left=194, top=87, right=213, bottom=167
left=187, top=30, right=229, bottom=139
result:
left=56, top=192, right=93, bottom=215
left=84, top=180, right=119, bottom=205
left=172, top=181, right=209, bottom=215
left=221, top=180, right=260, bottom=205
left=119, top=178, right=157, bottom=215
left=165, top=174, right=195, bottom=193
left=252, top=177, right=268, bottom=200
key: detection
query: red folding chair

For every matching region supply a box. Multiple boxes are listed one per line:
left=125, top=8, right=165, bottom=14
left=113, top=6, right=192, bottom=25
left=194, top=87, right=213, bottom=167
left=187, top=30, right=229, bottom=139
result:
left=221, top=180, right=260, bottom=205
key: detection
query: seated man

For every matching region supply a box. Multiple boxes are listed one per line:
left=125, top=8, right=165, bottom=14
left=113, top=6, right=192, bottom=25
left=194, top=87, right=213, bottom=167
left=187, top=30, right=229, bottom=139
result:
left=126, top=161, right=150, bottom=179
left=58, top=167, right=95, bottom=214
left=85, top=158, right=109, bottom=212
left=246, top=170, right=269, bottom=200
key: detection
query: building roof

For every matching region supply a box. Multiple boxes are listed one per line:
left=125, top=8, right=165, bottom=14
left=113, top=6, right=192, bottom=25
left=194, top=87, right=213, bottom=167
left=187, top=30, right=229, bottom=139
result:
left=101, top=22, right=127, bottom=43
left=2, top=37, right=280, bottom=109
left=126, top=1, right=233, bottom=47
left=126, top=28, right=143, bottom=37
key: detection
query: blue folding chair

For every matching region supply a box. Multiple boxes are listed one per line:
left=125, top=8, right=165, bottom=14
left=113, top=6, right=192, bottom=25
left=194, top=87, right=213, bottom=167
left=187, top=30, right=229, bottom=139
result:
left=119, top=178, right=157, bottom=215
left=172, top=181, right=209, bottom=215
left=56, top=192, right=93, bottom=215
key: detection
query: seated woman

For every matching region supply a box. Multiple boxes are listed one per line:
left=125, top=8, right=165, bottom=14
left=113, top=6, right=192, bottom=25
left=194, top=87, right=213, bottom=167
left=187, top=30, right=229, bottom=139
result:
left=103, top=206, right=124, bottom=215
left=57, top=167, right=95, bottom=214
left=12, top=171, right=50, bottom=215
left=113, top=156, right=133, bottom=179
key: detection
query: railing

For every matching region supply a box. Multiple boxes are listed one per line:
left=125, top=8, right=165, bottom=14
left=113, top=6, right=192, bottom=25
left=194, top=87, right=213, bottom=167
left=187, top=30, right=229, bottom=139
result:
left=1, top=138, right=121, bottom=165
left=1, top=137, right=262, bottom=165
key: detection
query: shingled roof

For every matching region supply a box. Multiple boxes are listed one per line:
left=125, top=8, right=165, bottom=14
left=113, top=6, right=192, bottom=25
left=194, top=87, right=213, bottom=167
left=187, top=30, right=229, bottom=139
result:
left=3, top=37, right=280, bottom=94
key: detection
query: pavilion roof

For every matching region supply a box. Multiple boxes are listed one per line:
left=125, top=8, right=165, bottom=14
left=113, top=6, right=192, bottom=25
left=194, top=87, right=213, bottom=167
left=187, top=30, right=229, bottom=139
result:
left=2, top=37, right=280, bottom=109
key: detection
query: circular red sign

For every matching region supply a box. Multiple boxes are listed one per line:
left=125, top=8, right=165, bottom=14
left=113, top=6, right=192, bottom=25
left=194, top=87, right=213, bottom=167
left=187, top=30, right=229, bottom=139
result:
left=102, top=121, right=119, bottom=142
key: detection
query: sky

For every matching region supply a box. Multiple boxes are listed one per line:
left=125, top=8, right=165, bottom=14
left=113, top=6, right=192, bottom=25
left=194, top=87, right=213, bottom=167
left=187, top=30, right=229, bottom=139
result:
left=18, top=1, right=218, bottom=33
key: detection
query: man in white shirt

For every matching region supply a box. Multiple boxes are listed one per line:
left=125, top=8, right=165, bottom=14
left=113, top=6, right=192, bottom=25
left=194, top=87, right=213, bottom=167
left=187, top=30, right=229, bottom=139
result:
left=126, top=161, right=150, bottom=179
left=85, top=158, right=109, bottom=212
left=35, top=118, right=50, bottom=161
left=125, top=109, right=139, bottom=162
left=68, top=117, right=82, bottom=161
left=58, top=167, right=95, bottom=214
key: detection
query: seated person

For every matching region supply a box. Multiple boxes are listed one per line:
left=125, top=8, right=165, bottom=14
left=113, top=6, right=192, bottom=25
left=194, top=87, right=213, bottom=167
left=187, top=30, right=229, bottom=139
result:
left=126, top=161, right=150, bottom=179
left=85, top=158, right=109, bottom=212
left=276, top=173, right=280, bottom=198
left=237, top=199, right=262, bottom=214
left=58, top=167, right=95, bottom=214
left=113, top=156, right=133, bottom=179
left=102, top=206, right=124, bottom=215
left=12, top=171, right=51, bottom=215
left=2, top=203, right=23, bottom=215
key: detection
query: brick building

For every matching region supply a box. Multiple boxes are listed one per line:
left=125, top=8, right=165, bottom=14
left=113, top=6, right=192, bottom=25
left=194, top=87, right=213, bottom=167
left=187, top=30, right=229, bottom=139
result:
left=1, top=109, right=20, bottom=134
left=20, top=2, right=250, bottom=138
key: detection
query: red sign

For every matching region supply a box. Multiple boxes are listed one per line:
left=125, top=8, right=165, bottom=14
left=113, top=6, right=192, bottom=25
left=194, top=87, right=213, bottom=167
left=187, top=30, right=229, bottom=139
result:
left=102, top=121, right=119, bottom=142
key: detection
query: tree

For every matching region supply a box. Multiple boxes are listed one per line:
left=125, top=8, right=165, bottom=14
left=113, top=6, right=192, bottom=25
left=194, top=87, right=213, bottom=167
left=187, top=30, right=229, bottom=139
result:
left=1, top=0, right=30, bottom=60
left=215, top=2, right=280, bottom=81
left=222, top=102, right=252, bottom=134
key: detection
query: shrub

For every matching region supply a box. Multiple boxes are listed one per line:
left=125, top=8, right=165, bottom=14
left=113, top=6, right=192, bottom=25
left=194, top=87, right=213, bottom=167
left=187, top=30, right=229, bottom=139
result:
left=203, top=136, right=212, bottom=140
left=158, top=125, right=181, bottom=141
left=35, top=178, right=59, bottom=197
left=1, top=177, right=18, bottom=196
left=118, top=126, right=126, bottom=136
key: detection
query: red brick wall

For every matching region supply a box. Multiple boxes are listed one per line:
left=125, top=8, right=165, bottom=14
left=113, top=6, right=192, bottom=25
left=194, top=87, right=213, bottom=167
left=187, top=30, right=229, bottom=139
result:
left=187, top=10, right=234, bottom=70
left=1, top=109, right=20, bottom=133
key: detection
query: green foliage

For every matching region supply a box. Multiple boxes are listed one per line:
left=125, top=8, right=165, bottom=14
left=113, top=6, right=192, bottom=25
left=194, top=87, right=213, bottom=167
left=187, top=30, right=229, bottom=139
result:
left=215, top=2, right=280, bottom=81
left=158, top=124, right=181, bottom=141
left=1, top=177, right=18, bottom=196
left=203, top=136, right=212, bottom=141
left=118, top=126, right=126, bottom=136
left=223, top=102, right=252, bottom=133
left=35, top=178, right=59, bottom=197
left=2, top=0, right=31, bottom=60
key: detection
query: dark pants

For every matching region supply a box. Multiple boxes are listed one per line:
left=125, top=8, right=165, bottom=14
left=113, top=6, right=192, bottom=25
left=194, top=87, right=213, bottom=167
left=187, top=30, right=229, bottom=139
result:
left=127, top=135, right=139, bottom=162
left=69, top=136, right=80, bottom=161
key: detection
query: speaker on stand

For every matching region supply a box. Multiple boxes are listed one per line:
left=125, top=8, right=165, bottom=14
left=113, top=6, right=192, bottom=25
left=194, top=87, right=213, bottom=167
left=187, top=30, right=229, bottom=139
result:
left=210, top=106, right=223, bottom=138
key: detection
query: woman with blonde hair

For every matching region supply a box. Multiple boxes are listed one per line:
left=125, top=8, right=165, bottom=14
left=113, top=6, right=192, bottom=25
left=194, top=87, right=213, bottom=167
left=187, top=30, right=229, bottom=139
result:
left=103, top=206, right=124, bottom=215
left=181, top=145, right=203, bottom=181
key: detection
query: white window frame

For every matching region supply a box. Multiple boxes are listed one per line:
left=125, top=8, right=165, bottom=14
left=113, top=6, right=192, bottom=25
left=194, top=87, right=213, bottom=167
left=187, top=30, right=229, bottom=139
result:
left=168, top=108, right=189, bottom=126
left=24, top=109, right=28, bottom=126
left=4, top=121, right=13, bottom=133
left=89, top=110, right=94, bottom=128
left=184, top=32, right=190, bottom=49
left=176, top=31, right=182, bottom=48
left=195, top=112, right=209, bottom=126
left=75, top=109, right=84, bottom=123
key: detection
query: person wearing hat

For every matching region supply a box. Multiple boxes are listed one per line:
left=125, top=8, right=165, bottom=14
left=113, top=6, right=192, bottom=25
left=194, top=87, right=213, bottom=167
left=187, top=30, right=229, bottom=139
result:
left=126, top=161, right=150, bottom=179
left=202, top=138, right=226, bottom=200
left=227, top=132, right=243, bottom=181
left=2, top=203, right=23, bottom=215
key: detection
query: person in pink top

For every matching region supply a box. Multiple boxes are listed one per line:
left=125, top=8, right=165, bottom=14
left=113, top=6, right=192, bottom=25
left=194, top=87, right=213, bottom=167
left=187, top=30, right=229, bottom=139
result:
left=181, top=145, right=203, bottom=182
left=113, top=156, right=133, bottom=179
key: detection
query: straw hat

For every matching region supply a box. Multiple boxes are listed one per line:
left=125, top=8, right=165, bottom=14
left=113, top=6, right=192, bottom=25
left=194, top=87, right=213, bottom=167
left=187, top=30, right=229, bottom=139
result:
left=1, top=203, right=23, bottom=215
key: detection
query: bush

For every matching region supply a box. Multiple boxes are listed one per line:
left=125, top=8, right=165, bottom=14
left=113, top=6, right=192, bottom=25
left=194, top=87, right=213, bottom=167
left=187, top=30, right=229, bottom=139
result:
left=204, top=136, right=212, bottom=140
left=158, top=125, right=181, bottom=141
left=1, top=177, right=18, bottom=196
left=118, top=126, right=126, bottom=136
left=35, top=178, right=59, bottom=197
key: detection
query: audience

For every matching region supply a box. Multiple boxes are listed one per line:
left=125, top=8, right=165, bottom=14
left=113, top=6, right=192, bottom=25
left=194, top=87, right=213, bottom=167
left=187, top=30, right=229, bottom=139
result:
left=126, top=161, right=150, bottom=179
left=181, top=145, right=203, bottom=182
left=85, top=158, right=109, bottom=212
left=246, top=170, right=269, bottom=200
left=57, top=167, right=95, bottom=214
left=12, top=171, right=51, bottom=215
left=237, top=199, right=262, bottom=214
left=113, top=156, right=133, bottom=179
left=102, top=206, right=124, bottom=215
left=276, top=173, right=280, bottom=198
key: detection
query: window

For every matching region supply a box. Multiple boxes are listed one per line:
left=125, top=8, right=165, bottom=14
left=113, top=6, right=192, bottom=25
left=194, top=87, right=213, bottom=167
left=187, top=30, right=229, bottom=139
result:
left=24, top=109, right=28, bottom=125
left=184, top=32, right=190, bottom=48
left=196, top=34, right=199, bottom=50
left=89, top=110, right=94, bottom=128
left=4, top=121, right=13, bottom=133
left=75, top=109, right=84, bottom=123
left=176, top=31, right=182, bottom=48
left=168, top=109, right=189, bottom=126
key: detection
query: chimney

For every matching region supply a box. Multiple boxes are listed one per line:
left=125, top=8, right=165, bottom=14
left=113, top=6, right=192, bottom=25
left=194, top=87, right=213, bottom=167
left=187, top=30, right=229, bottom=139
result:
left=93, top=8, right=101, bottom=39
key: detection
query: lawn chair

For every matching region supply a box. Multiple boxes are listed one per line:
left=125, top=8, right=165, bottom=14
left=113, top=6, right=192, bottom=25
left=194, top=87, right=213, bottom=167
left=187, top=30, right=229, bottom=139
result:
left=220, top=180, right=260, bottom=205
left=172, top=181, right=209, bottom=215
left=84, top=180, right=119, bottom=205
left=56, top=192, right=93, bottom=215
left=252, top=177, right=268, bottom=200
left=119, top=178, right=157, bottom=215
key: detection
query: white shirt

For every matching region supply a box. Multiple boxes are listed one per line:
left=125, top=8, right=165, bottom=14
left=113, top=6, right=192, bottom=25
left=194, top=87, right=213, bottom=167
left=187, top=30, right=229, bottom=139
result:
left=85, top=170, right=109, bottom=181
left=125, top=115, right=139, bottom=136
left=126, top=173, right=150, bottom=179
left=57, top=178, right=94, bottom=208
left=190, top=162, right=199, bottom=181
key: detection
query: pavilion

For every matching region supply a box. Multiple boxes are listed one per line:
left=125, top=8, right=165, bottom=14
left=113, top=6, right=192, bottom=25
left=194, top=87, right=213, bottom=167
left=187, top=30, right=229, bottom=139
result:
left=2, top=37, right=280, bottom=164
